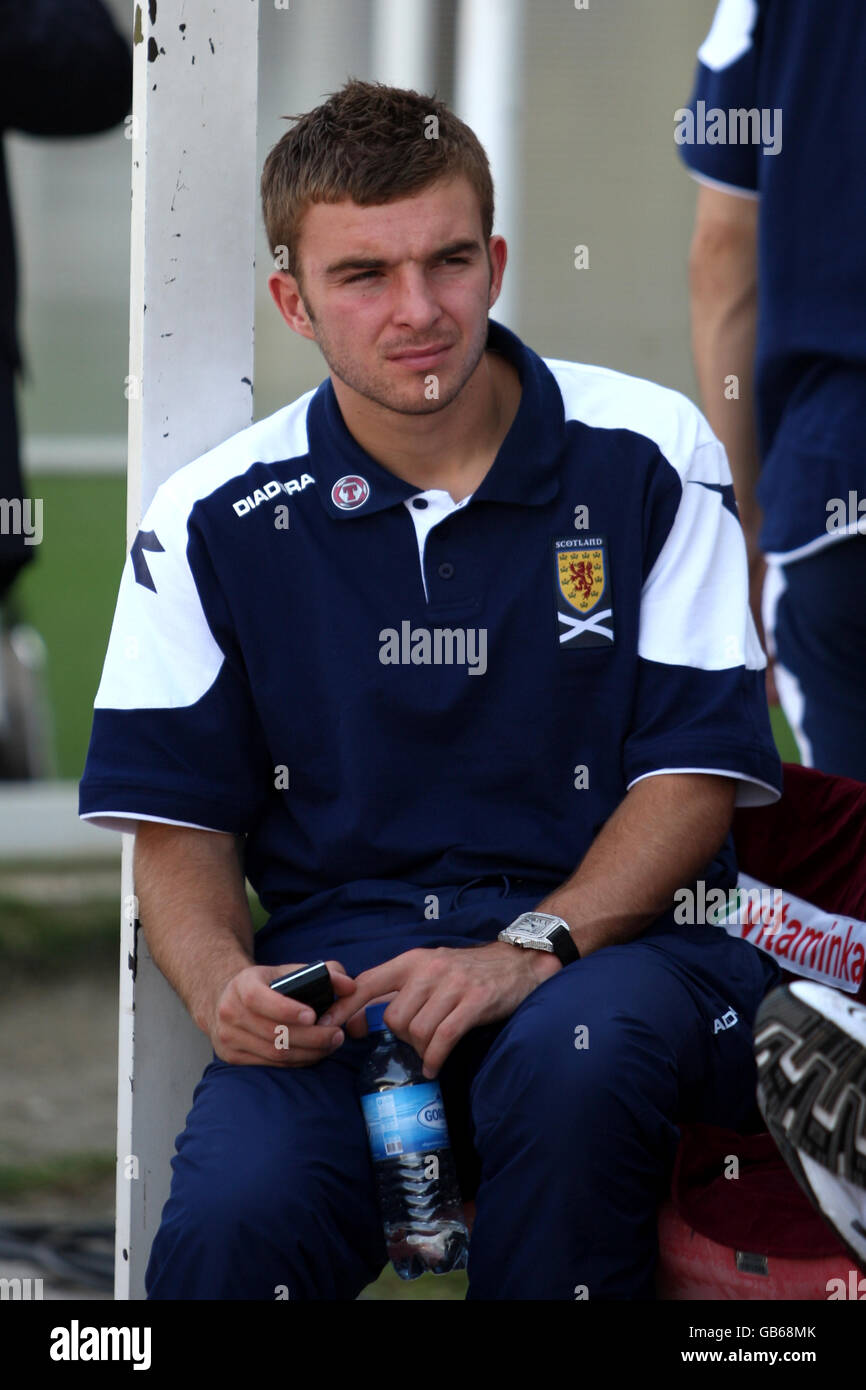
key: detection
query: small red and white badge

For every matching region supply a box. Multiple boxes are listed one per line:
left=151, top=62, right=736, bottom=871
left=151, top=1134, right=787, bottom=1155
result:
left=331, top=475, right=370, bottom=510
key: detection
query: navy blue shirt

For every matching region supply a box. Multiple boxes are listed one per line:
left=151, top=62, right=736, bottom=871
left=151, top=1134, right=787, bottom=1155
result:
left=79, top=319, right=781, bottom=934
left=678, top=0, right=866, bottom=557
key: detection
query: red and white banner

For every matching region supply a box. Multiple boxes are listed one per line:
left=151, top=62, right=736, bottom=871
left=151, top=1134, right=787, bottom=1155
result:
left=716, top=873, right=866, bottom=995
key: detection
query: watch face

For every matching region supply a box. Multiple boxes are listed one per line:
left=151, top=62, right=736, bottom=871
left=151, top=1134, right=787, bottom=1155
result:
left=503, top=912, right=563, bottom=947
left=501, top=912, right=579, bottom=962
left=519, top=913, right=562, bottom=939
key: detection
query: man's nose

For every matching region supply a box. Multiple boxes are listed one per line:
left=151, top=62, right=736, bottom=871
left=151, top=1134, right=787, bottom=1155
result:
left=391, top=267, right=442, bottom=330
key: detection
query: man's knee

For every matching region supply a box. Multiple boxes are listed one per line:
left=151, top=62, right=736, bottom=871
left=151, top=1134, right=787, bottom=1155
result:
left=148, top=1143, right=385, bottom=1299
left=147, top=1061, right=386, bottom=1298
left=470, top=959, right=685, bottom=1152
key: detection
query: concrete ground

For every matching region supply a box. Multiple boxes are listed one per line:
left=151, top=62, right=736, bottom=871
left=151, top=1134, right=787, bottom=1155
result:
left=0, top=864, right=118, bottom=1300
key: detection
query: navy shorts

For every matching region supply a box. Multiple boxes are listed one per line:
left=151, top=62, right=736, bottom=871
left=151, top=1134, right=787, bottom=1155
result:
left=145, top=881, right=779, bottom=1301
left=766, top=535, right=866, bottom=779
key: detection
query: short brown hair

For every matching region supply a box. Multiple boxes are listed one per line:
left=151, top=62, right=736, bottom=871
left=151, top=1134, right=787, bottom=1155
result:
left=260, top=79, right=494, bottom=288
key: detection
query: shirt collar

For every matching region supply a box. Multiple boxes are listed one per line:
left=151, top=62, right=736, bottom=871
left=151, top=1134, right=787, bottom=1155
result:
left=307, top=317, right=565, bottom=520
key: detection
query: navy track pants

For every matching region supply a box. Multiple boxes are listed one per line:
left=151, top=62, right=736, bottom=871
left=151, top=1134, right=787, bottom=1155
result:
left=145, top=889, right=779, bottom=1301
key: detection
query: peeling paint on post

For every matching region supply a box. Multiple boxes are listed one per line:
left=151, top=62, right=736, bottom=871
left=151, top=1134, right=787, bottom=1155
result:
left=118, top=0, right=259, bottom=1302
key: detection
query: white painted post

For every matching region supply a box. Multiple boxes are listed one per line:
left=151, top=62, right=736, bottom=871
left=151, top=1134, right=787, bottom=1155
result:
left=371, top=0, right=437, bottom=92
left=117, top=0, right=259, bottom=1300
left=454, top=0, right=524, bottom=328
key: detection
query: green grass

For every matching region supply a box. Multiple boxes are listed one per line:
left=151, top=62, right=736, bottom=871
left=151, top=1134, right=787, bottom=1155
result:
left=770, top=705, right=799, bottom=764
left=359, top=1266, right=467, bottom=1300
left=0, top=877, right=118, bottom=982
left=14, top=473, right=126, bottom=780
left=0, top=1153, right=115, bottom=1199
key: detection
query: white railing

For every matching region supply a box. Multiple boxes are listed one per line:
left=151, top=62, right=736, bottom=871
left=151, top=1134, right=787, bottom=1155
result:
left=21, top=435, right=127, bottom=475
left=0, top=782, right=120, bottom=860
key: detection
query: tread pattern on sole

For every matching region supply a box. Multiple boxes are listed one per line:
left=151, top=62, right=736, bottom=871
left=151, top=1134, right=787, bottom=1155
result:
left=755, top=987, right=866, bottom=1187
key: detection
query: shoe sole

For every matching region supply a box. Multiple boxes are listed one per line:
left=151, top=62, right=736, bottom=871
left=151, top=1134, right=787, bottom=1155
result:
left=755, top=984, right=866, bottom=1267
left=755, top=985, right=866, bottom=1185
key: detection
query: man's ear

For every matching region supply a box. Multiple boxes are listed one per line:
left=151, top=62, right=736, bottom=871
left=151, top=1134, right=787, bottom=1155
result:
left=267, top=271, right=317, bottom=341
left=486, top=234, right=508, bottom=311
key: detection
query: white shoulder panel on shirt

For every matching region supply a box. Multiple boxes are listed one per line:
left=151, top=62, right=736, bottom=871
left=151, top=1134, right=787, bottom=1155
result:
left=543, top=356, right=764, bottom=673
left=543, top=356, right=720, bottom=485
left=697, top=0, right=758, bottom=73
left=94, top=391, right=316, bottom=712
left=158, top=387, right=316, bottom=519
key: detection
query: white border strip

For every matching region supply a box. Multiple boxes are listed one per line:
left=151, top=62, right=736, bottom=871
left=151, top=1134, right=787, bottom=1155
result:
left=686, top=167, right=760, bottom=201
left=627, top=765, right=780, bottom=807
left=21, top=435, right=127, bottom=475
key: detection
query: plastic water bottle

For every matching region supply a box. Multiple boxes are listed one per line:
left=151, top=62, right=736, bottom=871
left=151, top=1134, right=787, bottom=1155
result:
left=359, top=1001, right=469, bottom=1279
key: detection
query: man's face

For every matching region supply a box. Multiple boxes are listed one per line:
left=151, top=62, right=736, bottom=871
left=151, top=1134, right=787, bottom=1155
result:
left=268, top=175, right=506, bottom=416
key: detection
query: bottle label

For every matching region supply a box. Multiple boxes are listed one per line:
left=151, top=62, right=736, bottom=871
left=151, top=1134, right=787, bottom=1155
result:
left=361, top=1081, right=450, bottom=1162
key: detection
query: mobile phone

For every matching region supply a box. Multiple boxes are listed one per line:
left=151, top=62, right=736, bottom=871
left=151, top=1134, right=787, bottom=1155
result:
left=268, top=960, right=335, bottom=1019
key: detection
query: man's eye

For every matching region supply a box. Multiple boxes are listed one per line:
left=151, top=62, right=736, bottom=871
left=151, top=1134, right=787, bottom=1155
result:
left=345, top=257, right=468, bottom=285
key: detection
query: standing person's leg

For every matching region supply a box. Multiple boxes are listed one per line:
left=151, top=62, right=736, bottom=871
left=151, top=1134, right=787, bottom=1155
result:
left=763, top=536, right=866, bottom=780
left=0, top=362, right=34, bottom=602
left=145, top=1036, right=387, bottom=1300
left=464, top=927, right=777, bottom=1300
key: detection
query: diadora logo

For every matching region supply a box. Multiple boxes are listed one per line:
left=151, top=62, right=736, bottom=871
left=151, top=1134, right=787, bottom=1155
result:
left=713, top=1008, right=739, bottom=1034
left=232, top=473, right=315, bottom=517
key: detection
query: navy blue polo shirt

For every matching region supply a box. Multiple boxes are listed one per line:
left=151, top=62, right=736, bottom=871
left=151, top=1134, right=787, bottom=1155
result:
left=79, top=318, right=781, bottom=928
left=678, top=0, right=866, bottom=558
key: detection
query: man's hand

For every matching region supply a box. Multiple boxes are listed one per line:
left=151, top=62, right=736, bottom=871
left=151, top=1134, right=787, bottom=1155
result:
left=319, top=941, right=560, bottom=1079
left=202, top=960, right=357, bottom=1066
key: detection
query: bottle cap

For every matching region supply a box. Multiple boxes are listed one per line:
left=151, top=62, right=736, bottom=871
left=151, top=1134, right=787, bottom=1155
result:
left=365, top=1002, right=391, bottom=1033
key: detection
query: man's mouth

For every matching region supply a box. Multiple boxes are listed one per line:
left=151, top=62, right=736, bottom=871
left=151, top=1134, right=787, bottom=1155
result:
left=386, top=342, right=455, bottom=367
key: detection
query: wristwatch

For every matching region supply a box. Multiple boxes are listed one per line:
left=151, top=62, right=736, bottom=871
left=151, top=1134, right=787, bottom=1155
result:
left=498, top=911, right=580, bottom=966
